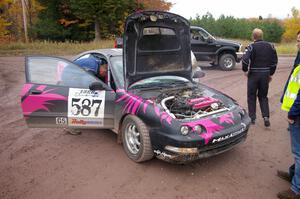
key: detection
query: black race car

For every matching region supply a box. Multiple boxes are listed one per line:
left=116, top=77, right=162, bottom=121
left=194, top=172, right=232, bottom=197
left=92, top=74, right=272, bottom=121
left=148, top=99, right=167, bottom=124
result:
left=20, top=11, right=250, bottom=163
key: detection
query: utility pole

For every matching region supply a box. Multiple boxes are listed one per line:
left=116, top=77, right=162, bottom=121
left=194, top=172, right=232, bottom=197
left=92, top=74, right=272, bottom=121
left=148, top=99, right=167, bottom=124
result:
left=21, top=0, right=28, bottom=43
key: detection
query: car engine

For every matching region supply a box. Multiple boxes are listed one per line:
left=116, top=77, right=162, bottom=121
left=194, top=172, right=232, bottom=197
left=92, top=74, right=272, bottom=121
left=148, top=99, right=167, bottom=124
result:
left=156, top=87, right=229, bottom=120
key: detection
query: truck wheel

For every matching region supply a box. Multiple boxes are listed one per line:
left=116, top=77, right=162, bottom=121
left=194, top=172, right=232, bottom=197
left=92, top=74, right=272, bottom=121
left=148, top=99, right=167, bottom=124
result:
left=219, top=54, right=236, bottom=71
left=121, top=115, right=153, bottom=162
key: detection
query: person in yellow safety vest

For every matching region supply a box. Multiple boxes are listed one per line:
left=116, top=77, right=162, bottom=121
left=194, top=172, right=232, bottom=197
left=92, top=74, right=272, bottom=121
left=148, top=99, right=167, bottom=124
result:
left=277, top=30, right=300, bottom=199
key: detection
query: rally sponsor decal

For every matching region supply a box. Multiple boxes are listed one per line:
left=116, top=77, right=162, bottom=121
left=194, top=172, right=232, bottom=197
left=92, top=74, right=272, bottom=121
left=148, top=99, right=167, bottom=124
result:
left=68, top=118, right=103, bottom=127
left=212, top=123, right=246, bottom=144
left=68, top=88, right=105, bottom=127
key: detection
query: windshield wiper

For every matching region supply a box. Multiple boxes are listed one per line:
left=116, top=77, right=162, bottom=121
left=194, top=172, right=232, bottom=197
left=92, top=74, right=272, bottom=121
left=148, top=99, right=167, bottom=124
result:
left=132, top=81, right=191, bottom=90
left=132, top=83, right=171, bottom=89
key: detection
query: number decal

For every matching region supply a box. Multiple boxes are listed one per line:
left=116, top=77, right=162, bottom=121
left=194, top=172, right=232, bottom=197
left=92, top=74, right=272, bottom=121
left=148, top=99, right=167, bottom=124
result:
left=56, top=117, right=67, bottom=125
left=68, top=88, right=105, bottom=127
left=71, top=98, right=103, bottom=117
left=71, top=98, right=81, bottom=115
left=81, top=99, right=91, bottom=116
left=91, top=99, right=102, bottom=116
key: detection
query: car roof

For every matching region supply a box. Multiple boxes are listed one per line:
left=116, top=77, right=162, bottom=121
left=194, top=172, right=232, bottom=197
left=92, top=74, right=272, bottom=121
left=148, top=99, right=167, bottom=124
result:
left=73, top=48, right=122, bottom=61
left=190, top=26, right=205, bottom=30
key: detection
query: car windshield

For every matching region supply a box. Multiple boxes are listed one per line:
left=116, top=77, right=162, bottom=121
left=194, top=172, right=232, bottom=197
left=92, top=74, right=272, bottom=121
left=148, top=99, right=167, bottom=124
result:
left=130, top=76, right=191, bottom=89
left=110, top=56, right=124, bottom=86
left=110, top=55, right=191, bottom=89
left=199, top=29, right=211, bottom=40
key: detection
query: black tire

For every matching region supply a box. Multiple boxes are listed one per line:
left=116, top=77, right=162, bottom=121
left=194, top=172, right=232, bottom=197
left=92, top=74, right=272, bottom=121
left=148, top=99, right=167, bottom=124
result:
left=219, top=54, right=236, bottom=71
left=121, top=115, right=153, bottom=162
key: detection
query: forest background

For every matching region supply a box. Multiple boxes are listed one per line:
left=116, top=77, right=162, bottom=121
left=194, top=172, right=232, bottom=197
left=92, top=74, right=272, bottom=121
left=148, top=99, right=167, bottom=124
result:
left=0, top=0, right=299, bottom=55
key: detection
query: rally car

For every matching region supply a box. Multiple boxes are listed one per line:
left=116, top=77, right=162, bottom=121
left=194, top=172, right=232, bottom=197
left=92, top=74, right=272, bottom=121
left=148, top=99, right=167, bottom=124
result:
left=20, top=11, right=251, bottom=163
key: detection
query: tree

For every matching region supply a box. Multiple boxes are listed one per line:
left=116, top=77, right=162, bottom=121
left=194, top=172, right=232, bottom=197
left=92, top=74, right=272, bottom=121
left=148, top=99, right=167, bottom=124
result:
left=190, top=13, right=284, bottom=42
left=137, top=0, right=172, bottom=11
left=0, top=0, right=12, bottom=42
left=0, top=17, right=11, bottom=39
left=32, top=0, right=85, bottom=41
left=1, top=0, right=43, bottom=42
left=70, top=0, right=137, bottom=41
left=283, top=7, right=300, bottom=41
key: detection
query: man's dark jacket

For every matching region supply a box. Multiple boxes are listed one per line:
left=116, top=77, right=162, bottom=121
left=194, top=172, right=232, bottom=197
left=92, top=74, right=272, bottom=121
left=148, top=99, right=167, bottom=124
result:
left=242, top=40, right=278, bottom=75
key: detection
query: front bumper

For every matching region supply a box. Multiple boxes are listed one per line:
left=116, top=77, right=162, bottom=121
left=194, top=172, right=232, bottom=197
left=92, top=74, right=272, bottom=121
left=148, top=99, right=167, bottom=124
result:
left=151, top=117, right=250, bottom=163
left=154, top=130, right=248, bottom=163
left=236, top=52, right=244, bottom=62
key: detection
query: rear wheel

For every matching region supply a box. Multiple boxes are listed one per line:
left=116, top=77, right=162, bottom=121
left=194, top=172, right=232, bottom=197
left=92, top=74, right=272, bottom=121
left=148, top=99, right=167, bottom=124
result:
left=121, top=115, right=153, bottom=162
left=219, top=54, right=236, bottom=71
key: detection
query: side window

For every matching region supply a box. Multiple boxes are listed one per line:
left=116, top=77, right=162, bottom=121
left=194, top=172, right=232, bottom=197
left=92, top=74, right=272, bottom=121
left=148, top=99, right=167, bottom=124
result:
left=73, top=53, right=110, bottom=87
left=26, top=56, right=99, bottom=88
left=75, top=54, right=92, bottom=61
left=198, top=29, right=209, bottom=40
left=191, top=29, right=203, bottom=41
left=90, top=54, right=109, bottom=85
left=110, top=56, right=124, bottom=89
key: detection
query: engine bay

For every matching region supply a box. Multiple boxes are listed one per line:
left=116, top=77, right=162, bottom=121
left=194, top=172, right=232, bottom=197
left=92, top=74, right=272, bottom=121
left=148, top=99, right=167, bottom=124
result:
left=155, top=87, right=229, bottom=120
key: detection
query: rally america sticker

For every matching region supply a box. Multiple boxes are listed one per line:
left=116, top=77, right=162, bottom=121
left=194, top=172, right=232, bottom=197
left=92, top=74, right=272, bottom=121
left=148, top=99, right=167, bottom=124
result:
left=68, top=88, right=105, bottom=127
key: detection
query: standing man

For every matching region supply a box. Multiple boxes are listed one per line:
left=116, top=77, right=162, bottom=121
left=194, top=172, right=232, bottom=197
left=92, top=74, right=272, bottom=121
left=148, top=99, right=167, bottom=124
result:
left=277, top=31, right=300, bottom=199
left=242, top=28, right=278, bottom=127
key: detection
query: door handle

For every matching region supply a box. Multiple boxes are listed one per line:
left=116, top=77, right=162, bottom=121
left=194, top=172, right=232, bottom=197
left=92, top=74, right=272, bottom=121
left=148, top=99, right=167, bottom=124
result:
left=30, top=89, right=42, bottom=95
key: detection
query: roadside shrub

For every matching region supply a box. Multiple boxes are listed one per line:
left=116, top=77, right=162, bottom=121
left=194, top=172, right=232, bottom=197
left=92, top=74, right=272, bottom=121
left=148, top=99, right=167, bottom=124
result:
left=190, top=14, right=284, bottom=43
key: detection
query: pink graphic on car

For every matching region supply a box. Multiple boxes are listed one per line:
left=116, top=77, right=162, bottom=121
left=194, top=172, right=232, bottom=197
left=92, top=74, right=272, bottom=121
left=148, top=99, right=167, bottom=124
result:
left=182, top=112, right=235, bottom=144
left=116, top=89, right=236, bottom=144
left=116, top=89, right=143, bottom=115
left=182, top=119, right=224, bottom=144
left=219, top=112, right=234, bottom=124
left=20, top=83, right=34, bottom=97
left=21, top=83, right=67, bottom=115
left=116, top=89, right=173, bottom=124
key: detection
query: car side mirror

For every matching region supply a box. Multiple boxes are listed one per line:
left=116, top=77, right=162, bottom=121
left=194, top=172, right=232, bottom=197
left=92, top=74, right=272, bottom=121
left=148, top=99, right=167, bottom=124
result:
left=193, top=67, right=205, bottom=78
left=89, top=82, right=105, bottom=90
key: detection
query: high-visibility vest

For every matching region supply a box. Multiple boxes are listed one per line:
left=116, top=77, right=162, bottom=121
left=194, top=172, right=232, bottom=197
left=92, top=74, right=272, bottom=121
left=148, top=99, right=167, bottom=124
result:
left=282, top=64, right=300, bottom=111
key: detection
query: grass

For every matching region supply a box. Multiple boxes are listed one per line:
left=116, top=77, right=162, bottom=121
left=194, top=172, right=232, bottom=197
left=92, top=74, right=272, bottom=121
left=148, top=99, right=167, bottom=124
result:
left=275, top=42, right=298, bottom=56
left=235, top=39, right=298, bottom=56
left=0, top=39, right=298, bottom=56
left=0, top=40, right=114, bottom=56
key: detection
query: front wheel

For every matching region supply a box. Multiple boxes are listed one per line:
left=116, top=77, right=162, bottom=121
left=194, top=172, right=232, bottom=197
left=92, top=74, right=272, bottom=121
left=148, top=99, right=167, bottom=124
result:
left=121, top=115, right=153, bottom=162
left=219, top=54, right=236, bottom=71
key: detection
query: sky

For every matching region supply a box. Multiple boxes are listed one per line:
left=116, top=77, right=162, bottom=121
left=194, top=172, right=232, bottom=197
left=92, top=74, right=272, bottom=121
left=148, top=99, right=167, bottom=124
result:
left=169, top=0, right=299, bottom=19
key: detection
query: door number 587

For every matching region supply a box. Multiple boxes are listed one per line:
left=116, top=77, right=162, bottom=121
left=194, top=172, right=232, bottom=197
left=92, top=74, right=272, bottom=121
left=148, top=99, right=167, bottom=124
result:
left=71, top=98, right=102, bottom=117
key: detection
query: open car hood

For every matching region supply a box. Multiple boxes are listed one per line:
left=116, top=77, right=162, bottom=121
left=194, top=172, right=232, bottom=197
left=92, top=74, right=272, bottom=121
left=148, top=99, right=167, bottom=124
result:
left=123, top=11, right=192, bottom=89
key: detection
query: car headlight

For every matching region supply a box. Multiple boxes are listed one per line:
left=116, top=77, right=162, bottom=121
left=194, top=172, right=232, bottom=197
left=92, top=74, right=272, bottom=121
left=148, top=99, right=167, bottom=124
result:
left=157, top=14, right=164, bottom=19
left=238, top=107, right=246, bottom=119
left=150, top=15, right=157, bottom=22
left=180, top=125, right=190, bottom=136
left=194, top=125, right=204, bottom=134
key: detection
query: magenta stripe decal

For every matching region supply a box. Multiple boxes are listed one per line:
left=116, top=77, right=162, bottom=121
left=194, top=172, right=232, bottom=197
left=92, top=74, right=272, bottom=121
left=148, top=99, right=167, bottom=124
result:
left=20, top=83, right=33, bottom=97
left=183, top=119, right=224, bottom=144
left=116, top=89, right=235, bottom=145
left=21, top=85, right=67, bottom=115
left=116, top=89, right=173, bottom=124
left=219, top=112, right=234, bottom=124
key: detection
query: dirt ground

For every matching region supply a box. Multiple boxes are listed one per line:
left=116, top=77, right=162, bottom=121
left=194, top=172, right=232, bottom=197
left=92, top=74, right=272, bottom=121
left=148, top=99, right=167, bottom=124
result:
left=0, top=56, right=296, bottom=199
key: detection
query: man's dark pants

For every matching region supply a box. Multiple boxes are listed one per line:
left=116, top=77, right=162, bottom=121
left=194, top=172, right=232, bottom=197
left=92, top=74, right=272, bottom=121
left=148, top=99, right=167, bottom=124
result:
left=289, top=117, right=300, bottom=194
left=247, top=72, right=270, bottom=121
